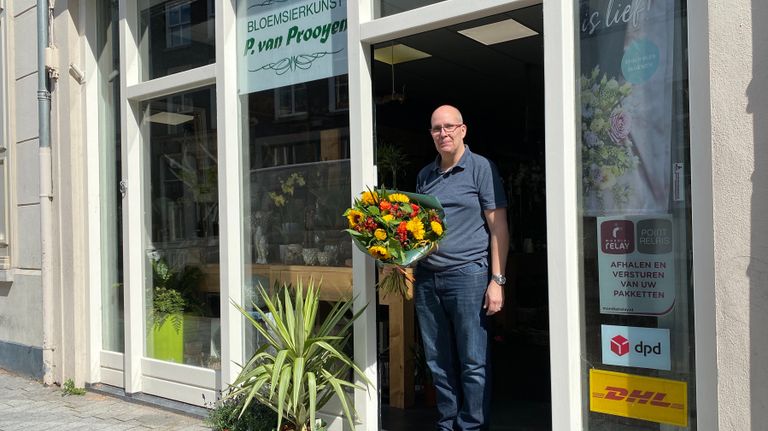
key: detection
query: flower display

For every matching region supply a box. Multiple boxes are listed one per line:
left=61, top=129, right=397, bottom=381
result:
left=343, top=188, right=446, bottom=299
left=581, top=65, right=639, bottom=208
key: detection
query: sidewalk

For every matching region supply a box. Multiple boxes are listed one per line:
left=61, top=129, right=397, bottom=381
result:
left=0, top=369, right=211, bottom=430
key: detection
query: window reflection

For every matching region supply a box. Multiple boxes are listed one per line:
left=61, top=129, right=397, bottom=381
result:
left=143, top=85, right=221, bottom=369
left=138, top=0, right=215, bottom=80
left=241, top=76, right=352, bottom=358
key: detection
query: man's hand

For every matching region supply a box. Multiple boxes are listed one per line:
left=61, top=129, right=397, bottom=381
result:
left=484, top=280, right=504, bottom=315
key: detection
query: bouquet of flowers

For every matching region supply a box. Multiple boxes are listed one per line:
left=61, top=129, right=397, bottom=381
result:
left=343, top=188, right=446, bottom=299
left=581, top=65, right=639, bottom=208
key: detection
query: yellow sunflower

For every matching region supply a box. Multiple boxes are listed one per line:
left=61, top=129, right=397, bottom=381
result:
left=406, top=218, right=425, bottom=240
left=374, top=229, right=387, bottom=240
left=368, top=245, right=391, bottom=259
left=430, top=221, right=444, bottom=236
left=388, top=193, right=410, bottom=203
left=347, top=209, right=364, bottom=227
left=361, top=191, right=379, bottom=205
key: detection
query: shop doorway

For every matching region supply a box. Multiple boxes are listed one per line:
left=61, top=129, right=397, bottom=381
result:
left=372, top=5, right=551, bottom=430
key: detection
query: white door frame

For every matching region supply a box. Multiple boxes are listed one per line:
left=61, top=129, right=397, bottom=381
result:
left=349, top=0, right=582, bottom=428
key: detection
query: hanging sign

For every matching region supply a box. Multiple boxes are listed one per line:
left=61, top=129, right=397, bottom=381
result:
left=237, top=0, right=348, bottom=95
left=597, top=215, right=675, bottom=315
left=590, top=369, right=688, bottom=427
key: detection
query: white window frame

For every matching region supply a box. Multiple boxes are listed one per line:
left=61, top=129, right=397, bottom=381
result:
left=116, top=0, right=224, bottom=406
left=79, top=0, right=716, bottom=428
left=352, top=0, right=582, bottom=428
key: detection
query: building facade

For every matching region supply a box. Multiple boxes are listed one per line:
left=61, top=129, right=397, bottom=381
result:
left=0, top=0, right=765, bottom=430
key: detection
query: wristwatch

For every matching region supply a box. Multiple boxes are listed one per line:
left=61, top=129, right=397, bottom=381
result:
left=491, top=274, right=507, bottom=286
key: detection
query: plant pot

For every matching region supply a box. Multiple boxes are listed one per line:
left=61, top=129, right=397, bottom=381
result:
left=150, top=313, right=184, bottom=363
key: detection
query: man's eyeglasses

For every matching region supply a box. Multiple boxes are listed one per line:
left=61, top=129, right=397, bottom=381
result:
left=429, top=123, right=463, bottom=135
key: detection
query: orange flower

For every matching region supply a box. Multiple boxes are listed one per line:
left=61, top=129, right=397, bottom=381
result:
left=379, top=200, right=392, bottom=211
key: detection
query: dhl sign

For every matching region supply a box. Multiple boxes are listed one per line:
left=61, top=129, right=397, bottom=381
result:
left=590, top=369, right=688, bottom=427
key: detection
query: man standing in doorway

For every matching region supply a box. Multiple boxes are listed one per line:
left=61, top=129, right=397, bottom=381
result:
left=415, top=105, right=509, bottom=430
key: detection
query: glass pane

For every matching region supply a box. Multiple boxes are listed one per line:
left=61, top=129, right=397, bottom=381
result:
left=143, top=86, right=221, bottom=370
left=577, top=1, right=695, bottom=429
left=98, top=0, right=124, bottom=353
left=375, top=0, right=445, bottom=18
left=240, top=76, right=351, bottom=360
left=138, top=0, right=215, bottom=81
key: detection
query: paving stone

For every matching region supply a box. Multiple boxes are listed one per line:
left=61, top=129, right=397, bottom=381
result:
left=0, top=369, right=211, bottom=430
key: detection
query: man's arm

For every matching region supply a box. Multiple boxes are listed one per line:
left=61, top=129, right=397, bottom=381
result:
left=484, top=208, right=509, bottom=315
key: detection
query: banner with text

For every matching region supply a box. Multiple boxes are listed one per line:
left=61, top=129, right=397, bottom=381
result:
left=580, top=0, right=677, bottom=215
left=597, top=215, right=675, bottom=315
left=237, top=0, right=348, bottom=95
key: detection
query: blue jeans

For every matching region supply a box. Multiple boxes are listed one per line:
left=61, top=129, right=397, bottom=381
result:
left=414, top=262, right=491, bottom=431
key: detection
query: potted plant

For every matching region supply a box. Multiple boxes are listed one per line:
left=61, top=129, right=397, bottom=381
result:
left=228, top=279, right=372, bottom=431
left=148, top=257, right=203, bottom=363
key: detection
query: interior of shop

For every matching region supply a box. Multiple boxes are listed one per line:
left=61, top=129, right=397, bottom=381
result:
left=372, top=5, right=552, bottom=430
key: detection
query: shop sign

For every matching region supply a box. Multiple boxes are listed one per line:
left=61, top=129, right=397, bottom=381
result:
left=237, top=0, right=348, bottom=95
left=597, top=215, right=675, bottom=315
left=601, top=324, right=671, bottom=370
left=590, top=369, right=687, bottom=427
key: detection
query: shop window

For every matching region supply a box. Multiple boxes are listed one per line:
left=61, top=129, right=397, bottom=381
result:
left=142, top=85, right=220, bottom=369
left=576, top=1, right=696, bottom=429
left=138, top=0, right=215, bottom=80
left=97, top=0, right=124, bottom=352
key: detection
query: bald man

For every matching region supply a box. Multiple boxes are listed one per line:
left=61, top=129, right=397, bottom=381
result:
left=414, top=105, right=509, bottom=430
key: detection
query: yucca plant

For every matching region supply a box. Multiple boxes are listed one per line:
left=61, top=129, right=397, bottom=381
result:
left=229, top=279, right=371, bottom=431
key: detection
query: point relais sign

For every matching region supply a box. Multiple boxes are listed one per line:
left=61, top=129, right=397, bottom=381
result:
left=237, top=0, right=348, bottom=95
left=597, top=215, right=675, bottom=315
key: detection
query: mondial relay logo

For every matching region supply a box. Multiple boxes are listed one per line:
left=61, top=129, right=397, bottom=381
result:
left=601, top=220, right=635, bottom=254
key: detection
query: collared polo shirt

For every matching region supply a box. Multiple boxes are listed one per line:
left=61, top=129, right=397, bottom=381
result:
left=415, top=145, right=507, bottom=272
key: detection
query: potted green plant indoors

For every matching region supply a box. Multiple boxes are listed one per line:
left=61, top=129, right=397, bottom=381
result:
left=228, top=279, right=372, bottom=431
left=149, top=258, right=203, bottom=363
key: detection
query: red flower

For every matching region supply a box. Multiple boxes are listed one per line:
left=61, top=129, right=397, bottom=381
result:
left=379, top=200, right=392, bottom=211
left=410, top=204, right=420, bottom=218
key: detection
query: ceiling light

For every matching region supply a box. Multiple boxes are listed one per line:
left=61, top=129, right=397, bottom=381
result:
left=458, top=19, right=538, bottom=45
left=147, top=112, right=194, bottom=126
left=374, top=44, right=431, bottom=65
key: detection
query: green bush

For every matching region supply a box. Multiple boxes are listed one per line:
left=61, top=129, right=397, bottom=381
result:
left=206, top=395, right=277, bottom=431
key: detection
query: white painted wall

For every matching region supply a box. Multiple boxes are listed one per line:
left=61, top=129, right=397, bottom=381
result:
left=0, top=0, right=44, bottom=348
left=709, top=0, right=768, bottom=428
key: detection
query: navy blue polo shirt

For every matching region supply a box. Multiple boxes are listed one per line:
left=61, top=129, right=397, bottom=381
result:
left=415, top=145, right=507, bottom=272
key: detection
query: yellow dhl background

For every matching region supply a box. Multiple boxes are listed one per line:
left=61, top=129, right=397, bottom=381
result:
left=590, top=369, right=688, bottom=427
